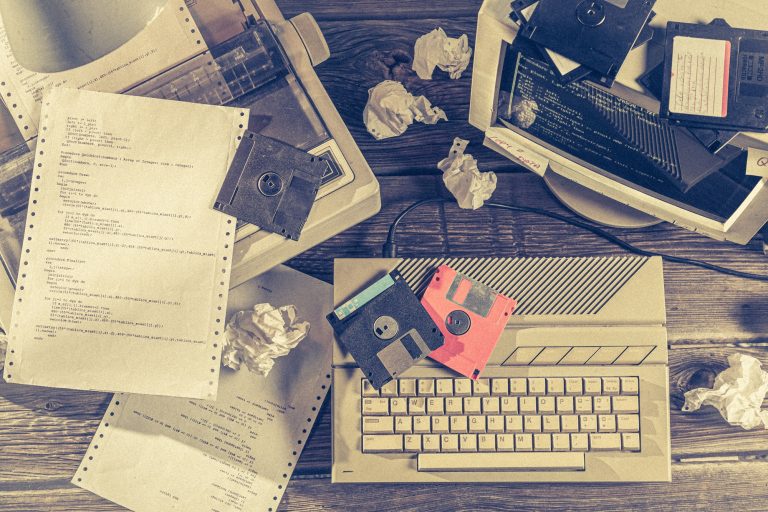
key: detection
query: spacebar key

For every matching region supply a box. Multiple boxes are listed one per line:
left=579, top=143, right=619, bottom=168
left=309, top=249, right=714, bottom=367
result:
left=418, top=453, right=585, bottom=472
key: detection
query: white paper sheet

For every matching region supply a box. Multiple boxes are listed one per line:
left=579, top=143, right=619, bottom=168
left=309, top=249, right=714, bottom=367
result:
left=0, top=0, right=205, bottom=141
left=669, top=36, right=730, bottom=118
left=4, top=88, right=247, bottom=398
left=746, top=147, right=768, bottom=178
left=438, top=138, right=497, bottom=209
left=73, top=265, right=333, bottom=512
left=412, top=27, right=472, bottom=80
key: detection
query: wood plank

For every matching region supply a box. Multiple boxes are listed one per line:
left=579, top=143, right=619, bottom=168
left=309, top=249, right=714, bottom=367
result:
left=2, top=346, right=766, bottom=487
left=277, top=0, right=484, bottom=21
left=1, top=459, right=767, bottom=511
left=297, top=17, right=520, bottom=175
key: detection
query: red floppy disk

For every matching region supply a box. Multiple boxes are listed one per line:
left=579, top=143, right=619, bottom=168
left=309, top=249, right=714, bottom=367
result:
left=421, top=265, right=516, bottom=380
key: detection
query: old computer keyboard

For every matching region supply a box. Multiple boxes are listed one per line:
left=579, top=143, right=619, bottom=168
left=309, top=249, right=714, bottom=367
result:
left=361, top=376, right=642, bottom=465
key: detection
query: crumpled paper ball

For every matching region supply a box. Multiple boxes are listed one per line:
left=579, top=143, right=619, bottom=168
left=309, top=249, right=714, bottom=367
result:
left=221, top=303, right=309, bottom=377
left=412, top=27, right=473, bottom=80
left=682, top=353, right=768, bottom=430
left=363, top=80, right=447, bottom=140
left=438, top=138, right=497, bottom=209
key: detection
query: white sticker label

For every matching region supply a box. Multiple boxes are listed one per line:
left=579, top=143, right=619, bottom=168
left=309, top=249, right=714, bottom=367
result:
left=669, top=36, right=730, bottom=118
left=746, top=147, right=768, bottom=178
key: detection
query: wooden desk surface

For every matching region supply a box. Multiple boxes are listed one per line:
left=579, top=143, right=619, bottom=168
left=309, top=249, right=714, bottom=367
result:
left=2, top=1, right=768, bottom=510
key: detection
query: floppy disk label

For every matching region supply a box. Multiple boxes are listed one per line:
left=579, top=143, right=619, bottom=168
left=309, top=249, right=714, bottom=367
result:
left=422, top=265, right=516, bottom=380
left=328, top=271, right=444, bottom=389
left=669, top=36, right=730, bottom=118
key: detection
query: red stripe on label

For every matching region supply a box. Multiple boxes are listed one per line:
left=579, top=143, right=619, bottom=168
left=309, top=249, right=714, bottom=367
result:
left=722, top=41, right=731, bottom=117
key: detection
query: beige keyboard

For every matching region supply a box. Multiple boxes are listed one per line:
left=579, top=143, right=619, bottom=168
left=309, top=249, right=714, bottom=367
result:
left=361, top=376, right=641, bottom=456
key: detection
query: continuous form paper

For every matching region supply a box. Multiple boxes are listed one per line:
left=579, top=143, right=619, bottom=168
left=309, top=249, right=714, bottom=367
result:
left=363, top=80, right=447, bottom=139
left=74, top=265, right=333, bottom=512
left=438, top=138, right=497, bottom=209
left=0, top=0, right=204, bottom=141
left=412, top=27, right=473, bottom=80
left=4, top=88, right=247, bottom=398
left=683, top=353, right=768, bottom=430
left=222, top=303, right=309, bottom=376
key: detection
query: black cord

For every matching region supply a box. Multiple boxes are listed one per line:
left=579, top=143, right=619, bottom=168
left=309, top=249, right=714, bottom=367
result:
left=383, top=198, right=768, bottom=282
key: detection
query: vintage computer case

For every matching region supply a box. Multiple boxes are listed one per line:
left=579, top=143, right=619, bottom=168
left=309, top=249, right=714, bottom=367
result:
left=0, top=0, right=381, bottom=332
left=470, top=0, right=768, bottom=246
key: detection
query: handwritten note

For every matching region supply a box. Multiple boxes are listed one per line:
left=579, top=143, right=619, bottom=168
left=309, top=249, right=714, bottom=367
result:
left=669, top=36, right=730, bottom=118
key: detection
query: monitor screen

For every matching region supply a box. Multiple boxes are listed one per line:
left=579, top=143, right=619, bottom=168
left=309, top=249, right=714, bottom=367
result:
left=495, top=40, right=760, bottom=222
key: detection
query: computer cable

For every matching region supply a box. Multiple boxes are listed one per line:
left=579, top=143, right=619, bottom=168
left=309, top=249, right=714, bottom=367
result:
left=382, top=198, right=768, bottom=282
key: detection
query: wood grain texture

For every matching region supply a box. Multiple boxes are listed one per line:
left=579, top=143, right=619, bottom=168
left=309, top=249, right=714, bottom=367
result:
left=278, top=0, right=484, bottom=21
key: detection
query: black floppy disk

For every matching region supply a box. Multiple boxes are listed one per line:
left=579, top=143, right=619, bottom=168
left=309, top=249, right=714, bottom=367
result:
left=518, top=0, right=656, bottom=85
left=661, top=19, right=768, bottom=133
left=327, top=271, right=444, bottom=389
left=214, top=131, right=326, bottom=241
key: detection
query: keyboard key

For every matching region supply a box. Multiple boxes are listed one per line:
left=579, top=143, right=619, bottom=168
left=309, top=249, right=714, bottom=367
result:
left=418, top=379, right=435, bottom=396
left=505, top=415, right=524, bottom=433
left=575, top=396, right=592, bottom=413
left=399, top=378, right=416, bottom=396
left=514, top=433, right=533, bottom=451
left=534, top=433, right=552, bottom=451
left=464, top=397, right=481, bottom=414
left=445, top=397, right=463, bottom=415
left=622, top=432, right=641, bottom=451
left=473, top=379, right=490, bottom=396
left=404, top=434, right=421, bottom=452
left=363, top=398, right=389, bottom=415
left=390, top=398, right=407, bottom=415
left=450, top=415, right=468, bottom=433
left=487, top=415, right=505, bottom=433
left=546, top=378, right=565, bottom=395
left=454, top=379, right=472, bottom=396
left=432, top=416, right=449, bottom=433
left=497, top=434, right=515, bottom=451
left=590, top=433, right=621, bottom=451
left=482, top=397, right=500, bottom=414
left=423, top=434, right=440, bottom=452
left=570, top=433, right=589, bottom=451
left=524, top=415, right=542, bottom=432
left=538, top=396, right=556, bottom=414
left=501, top=397, right=519, bottom=414
left=598, top=415, right=617, bottom=432
left=479, top=434, right=496, bottom=452
left=552, top=433, right=570, bottom=451
left=492, top=378, right=509, bottom=395
left=561, top=415, right=579, bottom=432
left=602, top=377, right=620, bottom=395
left=363, top=434, right=402, bottom=453
left=363, top=417, right=394, bottom=433
left=612, top=396, right=639, bottom=413
left=409, top=397, right=426, bottom=415
left=520, top=396, right=537, bottom=414
left=380, top=380, right=398, bottom=397
left=436, top=379, right=453, bottom=396
left=362, top=380, right=379, bottom=397
left=556, top=396, right=574, bottom=414
left=395, top=416, right=412, bottom=433
left=565, top=377, right=583, bottom=395
left=584, top=378, right=602, bottom=395
left=621, top=377, right=639, bottom=395
left=593, top=396, right=611, bottom=414
left=542, top=415, right=560, bottom=433
left=617, top=414, right=640, bottom=432
left=469, top=415, right=486, bottom=433
left=579, top=415, right=597, bottom=432
left=414, top=416, right=430, bottom=433
left=427, top=397, right=444, bottom=415
left=528, top=378, right=546, bottom=395
left=460, top=434, right=478, bottom=452
left=441, top=434, right=459, bottom=452
left=509, top=378, right=527, bottom=395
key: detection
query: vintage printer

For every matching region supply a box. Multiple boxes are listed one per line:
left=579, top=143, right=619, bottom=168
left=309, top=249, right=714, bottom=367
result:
left=470, top=0, right=768, bottom=246
left=0, top=0, right=380, bottom=332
